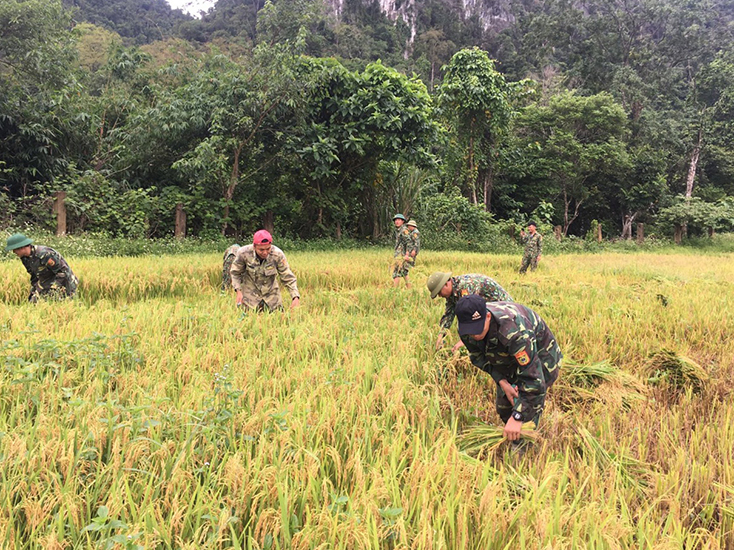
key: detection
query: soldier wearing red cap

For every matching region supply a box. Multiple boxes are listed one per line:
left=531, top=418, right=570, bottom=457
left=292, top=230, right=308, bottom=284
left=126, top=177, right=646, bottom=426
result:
left=230, top=230, right=300, bottom=311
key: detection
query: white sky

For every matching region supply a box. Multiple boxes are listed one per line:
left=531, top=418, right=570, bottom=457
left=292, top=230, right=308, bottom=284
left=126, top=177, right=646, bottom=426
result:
left=166, top=0, right=216, bottom=17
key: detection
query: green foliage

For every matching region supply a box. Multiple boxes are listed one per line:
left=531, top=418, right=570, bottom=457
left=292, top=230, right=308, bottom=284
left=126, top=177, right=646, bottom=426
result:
left=657, top=196, right=734, bottom=236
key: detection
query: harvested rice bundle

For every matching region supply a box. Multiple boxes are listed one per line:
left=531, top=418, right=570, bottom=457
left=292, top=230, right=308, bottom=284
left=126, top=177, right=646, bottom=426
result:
left=644, top=349, right=709, bottom=392
left=562, top=359, right=617, bottom=388
left=457, top=422, right=538, bottom=457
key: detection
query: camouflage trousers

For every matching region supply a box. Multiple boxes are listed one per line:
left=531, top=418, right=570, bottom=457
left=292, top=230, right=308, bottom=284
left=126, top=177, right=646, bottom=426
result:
left=519, top=253, right=539, bottom=274
left=239, top=299, right=284, bottom=313
left=391, top=256, right=415, bottom=279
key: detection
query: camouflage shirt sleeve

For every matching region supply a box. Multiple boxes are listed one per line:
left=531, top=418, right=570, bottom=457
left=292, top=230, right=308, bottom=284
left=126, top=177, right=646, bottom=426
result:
left=230, top=250, right=247, bottom=291
left=439, top=296, right=456, bottom=331
left=275, top=251, right=300, bottom=300
left=499, top=315, right=548, bottom=421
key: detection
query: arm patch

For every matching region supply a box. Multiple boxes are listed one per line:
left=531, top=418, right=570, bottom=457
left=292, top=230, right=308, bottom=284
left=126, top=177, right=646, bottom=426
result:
left=515, top=350, right=530, bottom=366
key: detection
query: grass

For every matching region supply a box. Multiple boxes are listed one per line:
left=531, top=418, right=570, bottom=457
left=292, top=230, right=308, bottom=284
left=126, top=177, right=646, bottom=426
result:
left=0, top=248, right=732, bottom=548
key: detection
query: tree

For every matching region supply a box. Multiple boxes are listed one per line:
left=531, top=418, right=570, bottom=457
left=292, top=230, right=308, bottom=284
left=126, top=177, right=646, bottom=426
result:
left=437, top=47, right=526, bottom=211
left=516, top=91, right=631, bottom=236
left=294, top=58, right=440, bottom=238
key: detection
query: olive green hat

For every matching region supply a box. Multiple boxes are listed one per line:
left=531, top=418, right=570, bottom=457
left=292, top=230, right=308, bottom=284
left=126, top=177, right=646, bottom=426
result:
left=427, top=271, right=452, bottom=299
left=5, top=233, right=33, bottom=252
left=392, top=213, right=406, bottom=221
left=406, top=219, right=418, bottom=228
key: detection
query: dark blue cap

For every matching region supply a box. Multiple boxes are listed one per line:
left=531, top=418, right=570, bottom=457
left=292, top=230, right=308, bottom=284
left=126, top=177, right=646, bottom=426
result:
left=455, top=294, right=488, bottom=335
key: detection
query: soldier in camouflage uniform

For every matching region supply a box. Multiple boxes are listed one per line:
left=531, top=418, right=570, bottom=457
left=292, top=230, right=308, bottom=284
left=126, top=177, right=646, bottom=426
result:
left=519, top=221, right=542, bottom=274
left=5, top=233, right=78, bottom=302
left=391, top=214, right=414, bottom=288
left=230, top=230, right=300, bottom=311
left=222, top=244, right=241, bottom=291
left=427, top=271, right=513, bottom=351
left=455, top=294, right=561, bottom=442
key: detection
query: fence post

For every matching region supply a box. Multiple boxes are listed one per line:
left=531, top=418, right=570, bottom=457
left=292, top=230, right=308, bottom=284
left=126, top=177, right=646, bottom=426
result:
left=53, top=191, right=67, bottom=236
left=174, top=203, right=186, bottom=239
left=636, top=223, right=644, bottom=244
left=674, top=224, right=682, bottom=244
left=553, top=225, right=562, bottom=241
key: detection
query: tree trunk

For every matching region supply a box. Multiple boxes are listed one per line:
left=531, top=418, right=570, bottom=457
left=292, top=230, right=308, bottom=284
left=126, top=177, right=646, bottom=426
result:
left=621, top=212, right=637, bottom=240
left=674, top=224, right=683, bottom=245
left=482, top=166, right=493, bottom=212
left=554, top=225, right=563, bottom=241
left=468, top=120, right=477, bottom=205
left=223, top=143, right=243, bottom=235
left=596, top=223, right=602, bottom=243
left=685, top=128, right=702, bottom=200
left=263, top=210, right=274, bottom=234
left=336, top=220, right=342, bottom=240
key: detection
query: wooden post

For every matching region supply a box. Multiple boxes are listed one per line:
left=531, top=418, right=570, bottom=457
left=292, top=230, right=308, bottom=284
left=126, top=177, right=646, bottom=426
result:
left=53, top=191, right=67, bottom=236
left=553, top=225, right=562, bottom=241
left=596, top=223, right=602, bottom=243
left=636, top=223, right=644, bottom=244
left=508, top=225, right=516, bottom=240
left=174, top=203, right=186, bottom=239
left=674, top=224, right=682, bottom=244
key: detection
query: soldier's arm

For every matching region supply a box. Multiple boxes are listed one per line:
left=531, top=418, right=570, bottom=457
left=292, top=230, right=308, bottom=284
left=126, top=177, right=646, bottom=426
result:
left=276, top=254, right=300, bottom=300
left=537, top=235, right=543, bottom=256
left=438, top=301, right=455, bottom=331
left=43, top=251, right=69, bottom=287
left=230, top=254, right=246, bottom=291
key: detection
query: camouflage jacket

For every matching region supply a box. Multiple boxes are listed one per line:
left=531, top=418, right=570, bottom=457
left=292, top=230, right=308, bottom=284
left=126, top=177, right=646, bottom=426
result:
left=394, top=226, right=412, bottom=257
left=230, top=244, right=299, bottom=309
left=439, top=274, right=513, bottom=330
left=221, top=244, right=241, bottom=291
left=407, top=228, right=420, bottom=257
left=522, top=232, right=542, bottom=258
left=460, top=301, right=561, bottom=422
left=20, top=245, right=78, bottom=300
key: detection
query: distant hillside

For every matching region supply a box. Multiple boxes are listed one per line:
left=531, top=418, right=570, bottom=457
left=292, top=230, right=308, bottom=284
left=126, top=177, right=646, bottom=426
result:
left=63, top=0, right=192, bottom=44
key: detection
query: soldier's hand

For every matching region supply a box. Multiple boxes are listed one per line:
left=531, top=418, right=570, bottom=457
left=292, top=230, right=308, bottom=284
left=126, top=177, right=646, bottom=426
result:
left=451, top=340, right=465, bottom=353
left=504, top=417, right=523, bottom=441
left=291, top=297, right=300, bottom=309
left=499, top=379, right=519, bottom=402
left=235, top=290, right=243, bottom=306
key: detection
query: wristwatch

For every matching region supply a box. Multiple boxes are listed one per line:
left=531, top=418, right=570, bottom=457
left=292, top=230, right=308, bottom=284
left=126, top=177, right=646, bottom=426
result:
left=511, top=411, right=523, bottom=422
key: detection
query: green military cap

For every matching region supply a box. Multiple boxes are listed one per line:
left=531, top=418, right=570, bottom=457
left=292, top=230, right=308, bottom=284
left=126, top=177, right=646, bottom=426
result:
left=406, top=219, right=418, bottom=228
left=427, top=271, right=452, bottom=299
left=5, top=233, right=33, bottom=252
left=392, top=214, right=406, bottom=221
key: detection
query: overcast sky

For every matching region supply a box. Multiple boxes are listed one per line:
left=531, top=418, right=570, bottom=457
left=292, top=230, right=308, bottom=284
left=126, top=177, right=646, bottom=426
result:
left=166, top=0, right=216, bottom=17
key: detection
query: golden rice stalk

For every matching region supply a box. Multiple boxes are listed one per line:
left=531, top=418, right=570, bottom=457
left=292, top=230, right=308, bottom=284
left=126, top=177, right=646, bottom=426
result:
left=457, top=422, right=538, bottom=457
left=644, top=349, right=710, bottom=392
left=561, top=359, right=617, bottom=388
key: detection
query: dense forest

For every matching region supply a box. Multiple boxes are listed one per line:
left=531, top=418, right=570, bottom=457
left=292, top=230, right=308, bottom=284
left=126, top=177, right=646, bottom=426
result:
left=2, top=0, right=734, bottom=241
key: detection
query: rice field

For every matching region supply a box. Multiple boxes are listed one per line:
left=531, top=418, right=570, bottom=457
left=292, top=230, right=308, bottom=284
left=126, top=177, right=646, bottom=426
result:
left=0, top=249, right=733, bottom=549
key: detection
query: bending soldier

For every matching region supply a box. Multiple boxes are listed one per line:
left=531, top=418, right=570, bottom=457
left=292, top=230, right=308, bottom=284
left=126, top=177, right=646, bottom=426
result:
left=5, top=233, right=78, bottom=302
left=230, top=230, right=300, bottom=311
left=427, top=272, right=513, bottom=351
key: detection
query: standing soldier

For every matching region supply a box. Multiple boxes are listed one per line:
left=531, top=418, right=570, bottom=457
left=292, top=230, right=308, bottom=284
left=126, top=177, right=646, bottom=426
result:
left=427, top=272, right=513, bottom=351
left=5, top=233, right=78, bottom=302
left=455, top=294, right=561, bottom=444
left=519, top=221, right=542, bottom=274
left=230, top=230, right=300, bottom=311
left=406, top=218, right=420, bottom=263
left=391, top=214, right=413, bottom=288
left=222, top=243, right=241, bottom=291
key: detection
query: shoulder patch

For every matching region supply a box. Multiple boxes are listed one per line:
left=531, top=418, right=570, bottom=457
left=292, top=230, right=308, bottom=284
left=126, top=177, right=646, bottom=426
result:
left=460, top=289, right=469, bottom=297
left=515, top=350, right=530, bottom=366
left=46, top=258, right=55, bottom=267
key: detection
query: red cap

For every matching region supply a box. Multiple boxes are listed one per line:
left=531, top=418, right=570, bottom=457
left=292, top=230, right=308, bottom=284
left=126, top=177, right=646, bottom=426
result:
left=253, top=229, right=273, bottom=245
